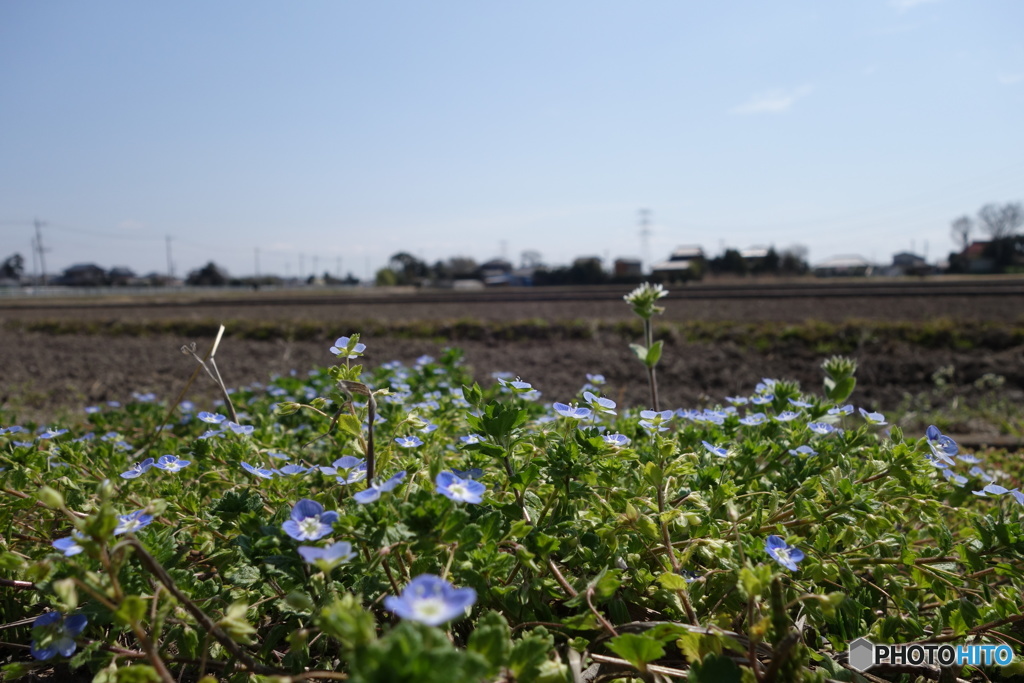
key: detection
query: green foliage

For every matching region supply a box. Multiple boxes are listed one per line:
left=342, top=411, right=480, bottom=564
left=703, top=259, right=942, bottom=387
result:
left=1, top=333, right=1023, bottom=682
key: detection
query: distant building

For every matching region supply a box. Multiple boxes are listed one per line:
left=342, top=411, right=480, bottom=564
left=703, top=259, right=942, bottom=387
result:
left=614, top=258, right=643, bottom=278
left=107, top=266, right=137, bottom=286
left=478, top=258, right=533, bottom=286
left=812, top=255, right=872, bottom=277
left=887, top=252, right=931, bottom=276
left=651, top=246, right=705, bottom=281
left=960, top=241, right=996, bottom=274
left=57, top=263, right=107, bottom=287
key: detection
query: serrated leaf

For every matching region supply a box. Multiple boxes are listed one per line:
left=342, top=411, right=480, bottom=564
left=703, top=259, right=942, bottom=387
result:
left=607, top=633, right=665, bottom=670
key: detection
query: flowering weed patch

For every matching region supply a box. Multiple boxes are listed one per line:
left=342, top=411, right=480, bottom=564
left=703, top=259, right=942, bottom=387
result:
left=2, top=309, right=1024, bottom=682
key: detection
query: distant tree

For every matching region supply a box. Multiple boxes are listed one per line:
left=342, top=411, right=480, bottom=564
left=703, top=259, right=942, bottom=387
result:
left=779, top=245, right=810, bottom=275
left=186, top=262, right=229, bottom=286
left=977, top=202, right=1023, bottom=240
left=1, top=253, right=24, bottom=280
left=375, top=268, right=398, bottom=286
left=713, top=248, right=748, bottom=276
left=386, top=252, right=428, bottom=285
left=950, top=215, right=973, bottom=250
left=520, top=250, right=543, bottom=269
left=751, top=247, right=780, bottom=275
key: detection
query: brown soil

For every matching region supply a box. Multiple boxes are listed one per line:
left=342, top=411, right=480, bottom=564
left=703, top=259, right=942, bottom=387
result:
left=1, top=324, right=1020, bottom=425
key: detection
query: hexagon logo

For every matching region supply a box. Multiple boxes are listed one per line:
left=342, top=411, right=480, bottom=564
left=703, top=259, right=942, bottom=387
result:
left=848, top=637, right=875, bottom=671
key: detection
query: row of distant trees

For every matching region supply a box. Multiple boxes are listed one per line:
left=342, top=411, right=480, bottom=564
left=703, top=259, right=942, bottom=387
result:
left=948, top=201, right=1023, bottom=273
left=373, top=245, right=811, bottom=287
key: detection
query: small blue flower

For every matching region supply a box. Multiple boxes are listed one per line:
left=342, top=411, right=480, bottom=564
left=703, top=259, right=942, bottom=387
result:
left=725, top=396, right=749, bottom=406
left=330, top=336, right=366, bottom=359
left=84, top=406, right=100, bottom=414
left=297, top=541, right=356, bottom=568
left=31, top=612, right=88, bottom=660
left=924, top=425, right=958, bottom=465
left=459, top=433, right=485, bottom=444
left=419, top=422, right=438, bottom=434
left=583, top=391, right=616, bottom=416
left=702, top=441, right=729, bottom=458
left=553, top=402, right=592, bottom=420
left=384, top=574, right=477, bottom=626
left=765, top=535, right=804, bottom=571
left=132, top=392, right=157, bottom=402
left=774, top=411, right=800, bottom=422
left=198, top=411, right=226, bottom=424
left=436, top=471, right=487, bottom=504
left=497, top=376, right=533, bottom=392
left=395, top=436, right=424, bottom=448
left=750, top=394, right=774, bottom=406
left=241, top=461, right=276, bottom=479
left=278, top=464, right=312, bottom=476
left=788, top=445, right=818, bottom=457
left=52, top=531, right=87, bottom=557
left=154, top=455, right=191, bottom=473
left=586, top=373, right=606, bottom=384
left=282, top=499, right=339, bottom=541
left=807, top=422, right=835, bottom=435
left=956, top=453, right=982, bottom=464
left=107, top=401, right=121, bottom=408
left=450, top=467, right=483, bottom=479
left=353, top=471, right=406, bottom=504
left=828, top=404, right=854, bottom=416
left=120, top=458, right=155, bottom=479
left=739, top=413, right=767, bottom=426
left=225, top=422, right=254, bottom=436
left=788, top=398, right=813, bottom=408
left=859, top=408, right=887, bottom=425
left=38, top=428, right=69, bottom=440
left=114, top=510, right=154, bottom=536
left=969, top=466, right=994, bottom=483
left=639, top=409, right=674, bottom=432
left=941, top=469, right=968, bottom=486
left=602, top=433, right=630, bottom=447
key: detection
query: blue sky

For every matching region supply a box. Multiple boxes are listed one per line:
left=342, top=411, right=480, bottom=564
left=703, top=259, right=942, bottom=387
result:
left=2, top=1, right=1022, bottom=280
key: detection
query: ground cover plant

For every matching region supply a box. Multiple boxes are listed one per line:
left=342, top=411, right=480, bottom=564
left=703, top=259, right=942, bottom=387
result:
left=2, top=286, right=1024, bottom=682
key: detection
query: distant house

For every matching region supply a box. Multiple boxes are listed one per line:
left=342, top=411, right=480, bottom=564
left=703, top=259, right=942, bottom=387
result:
left=960, top=241, right=996, bottom=274
left=107, top=266, right=137, bottom=286
left=812, top=255, right=872, bottom=277
left=477, top=258, right=533, bottom=286
left=614, top=258, right=643, bottom=278
left=888, top=252, right=931, bottom=276
left=651, top=246, right=705, bottom=281
left=58, top=263, right=107, bottom=287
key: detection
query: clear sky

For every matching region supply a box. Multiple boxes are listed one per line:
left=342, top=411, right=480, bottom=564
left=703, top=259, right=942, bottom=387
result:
left=2, top=1, right=1023, bottom=281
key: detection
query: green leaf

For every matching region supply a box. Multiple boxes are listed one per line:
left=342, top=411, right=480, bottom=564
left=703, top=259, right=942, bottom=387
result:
left=114, top=665, right=160, bottom=683
left=645, top=340, right=664, bottom=368
left=467, top=611, right=512, bottom=673
left=335, top=414, right=363, bottom=437
left=114, top=595, right=147, bottom=626
left=607, top=633, right=665, bottom=670
left=688, top=652, right=742, bottom=683
left=657, top=572, right=691, bottom=591
left=509, top=627, right=555, bottom=681
left=630, top=343, right=648, bottom=362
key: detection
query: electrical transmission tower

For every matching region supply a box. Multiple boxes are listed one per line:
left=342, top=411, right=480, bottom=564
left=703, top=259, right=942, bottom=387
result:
left=34, top=219, right=49, bottom=285
left=638, top=209, right=651, bottom=273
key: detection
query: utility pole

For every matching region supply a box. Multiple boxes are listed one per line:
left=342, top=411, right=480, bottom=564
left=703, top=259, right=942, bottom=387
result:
left=638, top=209, right=651, bottom=273
left=34, top=219, right=48, bottom=285
left=254, top=248, right=260, bottom=278
left=166, top=235, right=174, bottom=278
